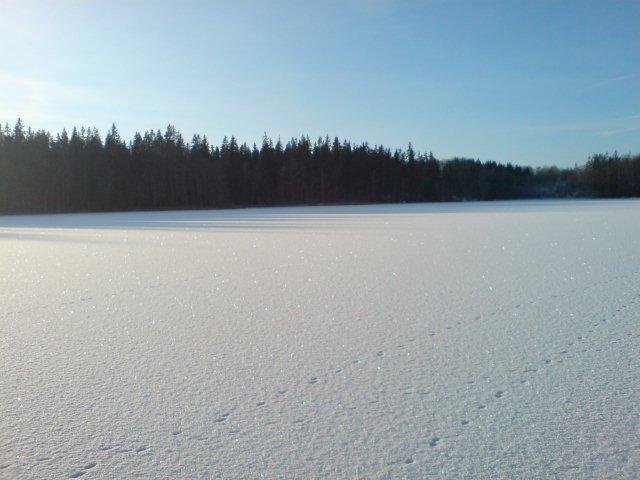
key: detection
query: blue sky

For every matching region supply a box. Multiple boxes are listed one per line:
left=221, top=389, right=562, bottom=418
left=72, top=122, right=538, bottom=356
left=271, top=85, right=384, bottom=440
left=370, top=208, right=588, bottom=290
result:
left=1, top=0, right=638, bottom=166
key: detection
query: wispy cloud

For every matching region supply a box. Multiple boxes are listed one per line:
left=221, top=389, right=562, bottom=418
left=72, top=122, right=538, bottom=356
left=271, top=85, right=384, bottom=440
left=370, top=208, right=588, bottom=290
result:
left=500, top=113, right=640, bottom=138
left=582, top=73, right=638, bottom=92
left=596, top=125, right=640, bottom=137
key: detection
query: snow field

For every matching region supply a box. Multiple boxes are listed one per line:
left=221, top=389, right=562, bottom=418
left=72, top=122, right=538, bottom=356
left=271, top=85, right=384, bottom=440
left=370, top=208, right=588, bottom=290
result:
left=1, top=200, right=639, bottom=478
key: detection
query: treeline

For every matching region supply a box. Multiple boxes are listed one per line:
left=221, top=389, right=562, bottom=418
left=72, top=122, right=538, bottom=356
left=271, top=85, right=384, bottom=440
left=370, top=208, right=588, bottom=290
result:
left=0, top=119, right=638, bottom=214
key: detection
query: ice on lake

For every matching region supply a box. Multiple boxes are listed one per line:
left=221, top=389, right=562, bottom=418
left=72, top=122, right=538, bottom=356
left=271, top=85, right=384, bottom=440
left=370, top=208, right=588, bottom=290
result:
left=1, top=200, right=639, bottom=478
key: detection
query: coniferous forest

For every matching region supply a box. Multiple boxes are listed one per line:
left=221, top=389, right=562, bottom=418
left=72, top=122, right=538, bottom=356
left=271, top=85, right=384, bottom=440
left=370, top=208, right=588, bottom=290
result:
left=0, top=119, right=638, bottom=215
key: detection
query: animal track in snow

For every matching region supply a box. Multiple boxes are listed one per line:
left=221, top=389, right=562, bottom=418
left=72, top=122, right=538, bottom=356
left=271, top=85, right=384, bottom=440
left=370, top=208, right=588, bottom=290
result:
left=68, top=462, right=96, bottom=478
left=214, top=413, right=230, bottom=423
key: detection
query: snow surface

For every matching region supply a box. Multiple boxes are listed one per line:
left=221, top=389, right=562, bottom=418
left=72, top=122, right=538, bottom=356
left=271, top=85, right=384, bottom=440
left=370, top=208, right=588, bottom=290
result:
left=1, top=200, right=639, bottom=479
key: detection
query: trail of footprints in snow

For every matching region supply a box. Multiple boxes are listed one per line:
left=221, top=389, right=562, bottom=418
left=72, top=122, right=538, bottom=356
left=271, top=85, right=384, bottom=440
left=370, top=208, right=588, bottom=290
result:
left=64, top=442, right=153, bottom=476
left=239, top=288, right=633, bottom=443
left=295, top=287, right=638, bottom=468
left=1, top=283, right=624, bottom=475
left=457, top=288, right=640, bottom=434
left=53, top=287, right=637, bottom=474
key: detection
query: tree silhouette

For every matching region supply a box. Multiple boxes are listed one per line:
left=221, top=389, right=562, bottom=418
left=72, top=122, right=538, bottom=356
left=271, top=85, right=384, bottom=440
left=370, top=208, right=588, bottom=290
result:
left=0, top=119, right=637, bottom=214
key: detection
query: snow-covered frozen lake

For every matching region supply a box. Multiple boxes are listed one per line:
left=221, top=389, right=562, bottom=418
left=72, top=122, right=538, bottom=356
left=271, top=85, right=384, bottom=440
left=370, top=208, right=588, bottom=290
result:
left=1, top=200, right=639, bottom=479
